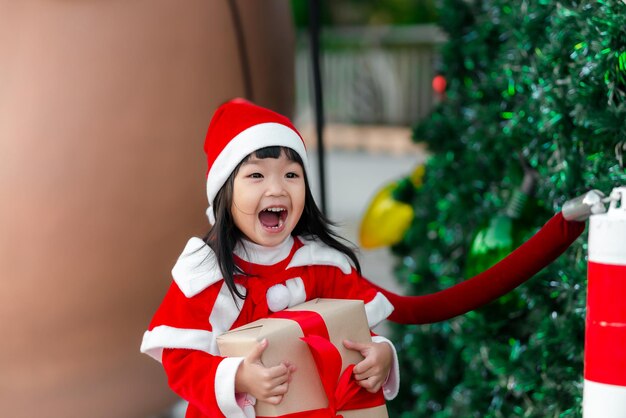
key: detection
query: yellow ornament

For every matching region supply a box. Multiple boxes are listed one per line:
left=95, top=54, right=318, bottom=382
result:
left=409, top=164, right=425, bottom=188
left=359, top=165, right=424, bottom=249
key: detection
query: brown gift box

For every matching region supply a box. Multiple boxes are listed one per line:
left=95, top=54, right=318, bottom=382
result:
left=216, top=298, right=388, bottom=418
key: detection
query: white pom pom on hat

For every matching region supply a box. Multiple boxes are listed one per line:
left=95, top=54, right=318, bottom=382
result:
left=203, top=98, right=309, bottom=225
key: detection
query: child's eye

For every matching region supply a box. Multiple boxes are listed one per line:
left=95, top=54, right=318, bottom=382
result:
left=249, top=173, right=263, bottom=179
left=285, top=172, right=299, bottom=179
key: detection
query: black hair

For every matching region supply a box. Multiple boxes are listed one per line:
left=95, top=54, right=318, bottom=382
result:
left=202, top=146, right=361, bottom=301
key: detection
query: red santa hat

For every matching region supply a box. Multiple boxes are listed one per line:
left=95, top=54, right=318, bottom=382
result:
left=204, top=98, right=309, bottom=224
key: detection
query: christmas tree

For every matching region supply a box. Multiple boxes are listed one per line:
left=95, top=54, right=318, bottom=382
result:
left=387, top=0, right=626, bottom=417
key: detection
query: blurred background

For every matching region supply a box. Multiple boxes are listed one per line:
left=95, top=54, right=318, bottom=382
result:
left=1, top=0, right=624, bottom=417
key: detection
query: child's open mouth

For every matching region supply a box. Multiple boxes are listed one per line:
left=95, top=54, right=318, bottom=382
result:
left=258, top=207, right=288, bottom=230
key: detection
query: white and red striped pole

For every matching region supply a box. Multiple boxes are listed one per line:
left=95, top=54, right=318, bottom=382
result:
left=583, top=186, right=626, bottom=417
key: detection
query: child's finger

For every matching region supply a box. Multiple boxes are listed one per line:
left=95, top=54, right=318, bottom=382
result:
left=246, top=339, right=269, bottom=364
left=343, top=339, right=368, bottom=354
left=283, top=360, right=297, bottom=373
left=354, top=371, right=372, bottom=382
left=353, top=366, right=377, bottom=382
left=270, top=381, right=290, bottom=396
left=352, top=356, right=375, bottom=375
left=267, top=373, right=289, bottom=389
left=265, top=363, right=290, bottom=381
left=269, top=373, right=291, bottom=387
left=356, top=376, right=383, bottom=393
left=282, top=361, right=297, bottom=382
left=264, top=394, right=285, bottom=405
left=263, top=380, right=292, bottom=404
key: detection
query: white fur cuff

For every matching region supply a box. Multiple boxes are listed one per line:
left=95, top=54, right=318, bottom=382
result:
left=215, top=357, right=249, bottom=418
left=372, top=335, right=400, bottom=400
left=365, top=292, right=395, bottom=328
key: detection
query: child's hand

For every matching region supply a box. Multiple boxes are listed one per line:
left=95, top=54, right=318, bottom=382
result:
left=343, top=339, right=392, bottom=393
left=235, top=339, right=297, bottom=405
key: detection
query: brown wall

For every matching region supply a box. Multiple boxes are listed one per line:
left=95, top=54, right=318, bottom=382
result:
left=0, top=1, right=294, bottom=417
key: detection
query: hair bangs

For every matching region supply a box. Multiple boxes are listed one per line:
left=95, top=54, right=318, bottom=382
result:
left=246, top=146, right=302, bottom=163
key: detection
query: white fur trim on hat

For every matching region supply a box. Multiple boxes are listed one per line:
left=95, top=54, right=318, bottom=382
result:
left=206, top=206, right=216, bottom=225
left=206, top=122, right=309, bottom=225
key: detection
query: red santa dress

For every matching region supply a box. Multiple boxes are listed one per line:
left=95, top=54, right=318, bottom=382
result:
left=141, top=234, right=400, bottom=418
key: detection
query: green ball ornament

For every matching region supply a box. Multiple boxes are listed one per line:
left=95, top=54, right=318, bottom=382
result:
left=465, top=170, right=537, bottom=278
left=465, top=189, right=531, bottom=278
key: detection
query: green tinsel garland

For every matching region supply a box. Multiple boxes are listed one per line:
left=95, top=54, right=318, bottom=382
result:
left=388, top=0, right=626, bottom=417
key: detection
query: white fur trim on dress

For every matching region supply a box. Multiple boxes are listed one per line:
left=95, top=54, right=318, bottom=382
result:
left=288, top=237, right=353, bottom=274
left=266, top=277, right=307, bottom=312
left=172, top=237, right=223, bottom=298
left=140, top=284, right=244, bottom=362
left=206, top=122, right=309, bottom=225
left=209, top=282, right=246, bottom=347
left=235, top=393, right=257, bottom=418
left=365, top=292, right=395, bottom=328
left=234, top=236, right=294, bottom=266
left=267, top=283, right=291, bottom=312
left=372, top=335, right=400, bottom=400
left=285, top=277, right=306, bottom=307
left=140, top=325, right=217, bottom=362
left=215, top=357, right=251, bottom=418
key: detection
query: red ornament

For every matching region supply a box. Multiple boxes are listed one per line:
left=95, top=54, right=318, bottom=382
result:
left=432, top=75, right=447, bottom=94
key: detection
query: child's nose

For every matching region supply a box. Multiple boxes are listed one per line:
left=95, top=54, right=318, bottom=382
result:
left=265, top=178, right=287, bottom=196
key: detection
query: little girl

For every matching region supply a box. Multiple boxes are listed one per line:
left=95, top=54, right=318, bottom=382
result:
left=141, top=99, right=585, bottom=418
left=142, top=99, right=400, bottom=418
